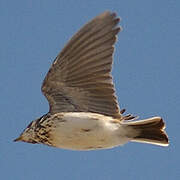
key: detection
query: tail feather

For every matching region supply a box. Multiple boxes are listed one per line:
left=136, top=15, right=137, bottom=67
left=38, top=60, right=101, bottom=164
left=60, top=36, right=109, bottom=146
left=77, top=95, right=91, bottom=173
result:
left=125, top=117, right=169, bottom=146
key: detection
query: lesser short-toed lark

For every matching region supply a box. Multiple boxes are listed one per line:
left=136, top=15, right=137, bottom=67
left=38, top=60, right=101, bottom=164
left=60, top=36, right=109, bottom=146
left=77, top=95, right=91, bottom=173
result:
left=14, top=11, right=168, bottom=150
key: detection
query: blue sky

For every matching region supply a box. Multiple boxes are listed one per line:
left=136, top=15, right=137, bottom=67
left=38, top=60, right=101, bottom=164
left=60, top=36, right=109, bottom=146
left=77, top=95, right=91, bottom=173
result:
left=1, top=0, right=180, bottom=179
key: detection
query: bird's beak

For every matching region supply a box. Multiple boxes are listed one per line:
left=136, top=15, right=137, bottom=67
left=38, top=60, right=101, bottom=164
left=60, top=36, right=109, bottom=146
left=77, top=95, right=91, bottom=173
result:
left=14, top=135, right=23, bottom=142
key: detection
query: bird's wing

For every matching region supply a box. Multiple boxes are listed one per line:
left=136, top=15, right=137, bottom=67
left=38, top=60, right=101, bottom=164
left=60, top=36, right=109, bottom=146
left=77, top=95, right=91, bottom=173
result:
left=41, top=11, right=122, bottom=118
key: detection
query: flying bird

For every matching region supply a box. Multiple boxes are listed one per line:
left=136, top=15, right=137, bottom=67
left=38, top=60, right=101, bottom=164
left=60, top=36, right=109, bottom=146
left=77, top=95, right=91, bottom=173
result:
left=14, top=11, right=169, bottom=150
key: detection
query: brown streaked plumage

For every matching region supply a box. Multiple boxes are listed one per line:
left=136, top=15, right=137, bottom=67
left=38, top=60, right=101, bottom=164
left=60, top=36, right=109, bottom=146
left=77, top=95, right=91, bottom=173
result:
left=14, top=11, right=169, bottom=150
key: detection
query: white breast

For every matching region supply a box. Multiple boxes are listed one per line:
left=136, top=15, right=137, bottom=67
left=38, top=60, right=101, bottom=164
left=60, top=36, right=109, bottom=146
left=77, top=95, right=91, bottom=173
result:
left=50, top=112, right=130, bottom=150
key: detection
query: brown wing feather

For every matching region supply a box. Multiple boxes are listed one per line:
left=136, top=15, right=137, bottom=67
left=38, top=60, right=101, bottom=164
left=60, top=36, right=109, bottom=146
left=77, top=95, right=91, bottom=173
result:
left=41, top=11, right=121, bottom=118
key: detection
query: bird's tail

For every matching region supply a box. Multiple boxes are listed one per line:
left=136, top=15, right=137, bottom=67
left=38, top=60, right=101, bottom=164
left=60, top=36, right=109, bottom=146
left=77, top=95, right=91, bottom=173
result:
left=124, top=117, right=169, bottom=146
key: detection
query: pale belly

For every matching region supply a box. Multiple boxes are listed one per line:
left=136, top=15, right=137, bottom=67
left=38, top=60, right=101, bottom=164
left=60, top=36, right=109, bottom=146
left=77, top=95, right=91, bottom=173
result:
left=50, top=112, right=131, bottom=150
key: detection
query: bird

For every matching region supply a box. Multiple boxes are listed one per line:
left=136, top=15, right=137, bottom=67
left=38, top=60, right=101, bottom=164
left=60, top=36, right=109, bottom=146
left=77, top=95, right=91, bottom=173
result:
left=14, top=11, right=169, bottom=150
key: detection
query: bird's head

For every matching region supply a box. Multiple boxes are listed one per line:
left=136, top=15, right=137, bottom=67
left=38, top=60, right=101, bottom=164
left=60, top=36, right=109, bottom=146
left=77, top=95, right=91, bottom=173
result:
left=14, top=120, right=38, bottom=144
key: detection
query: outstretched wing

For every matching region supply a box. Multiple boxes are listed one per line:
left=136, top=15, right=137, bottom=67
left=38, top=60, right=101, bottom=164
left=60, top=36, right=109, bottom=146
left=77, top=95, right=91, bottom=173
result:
left=41, top=11, right=121, bottom=118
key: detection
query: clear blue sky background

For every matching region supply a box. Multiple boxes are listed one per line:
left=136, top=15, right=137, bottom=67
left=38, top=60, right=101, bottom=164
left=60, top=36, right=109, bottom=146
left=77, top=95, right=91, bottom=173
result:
left=1, top=0, right=180, bottom=179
